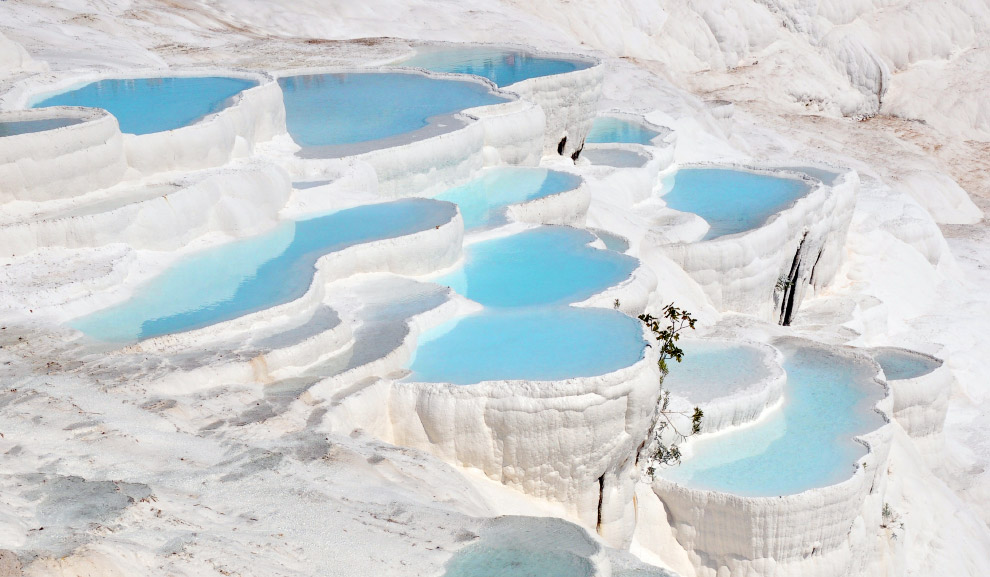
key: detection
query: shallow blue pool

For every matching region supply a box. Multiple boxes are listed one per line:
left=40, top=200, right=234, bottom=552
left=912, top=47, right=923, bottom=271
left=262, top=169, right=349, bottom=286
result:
left=582, top=148, right=649, bottom=168
left=661, top=168, right=811, bottom=240
left=661, top=344, right=885, bottom=496
left=873, top=348, right=940, bottom=381
left=435, top=167, right=581, bottom=230
left=434, top=227, right=636, bottom=308
left=279, top=72, right=508, bottom=155
left=664, top=341, right=771, bottom=403
left=586, top=117, right=660, bottom=145
left=407, top=307, right=645, bottom=385
left=32, top=77, right=257, bottom=135
left=400, top=46, right=591, bottom=87
left=0, top=117, right=84, bottom=137
left=73, top=200, right=455, bottom=342
left=443, top=516, right=598, bottom=577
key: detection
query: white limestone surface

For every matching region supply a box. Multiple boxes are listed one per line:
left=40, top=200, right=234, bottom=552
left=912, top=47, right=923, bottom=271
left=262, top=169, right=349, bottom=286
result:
left=0, top=162, right=291, bottom=257
left=323, top=334, right=662, bottom=550
left=505, top=176, right=592, bottom=227
left=650, top=343, right=894, bottom=577
left=0, top=107, right=127, bottom=202
left=665, top=339, right=788, bottom=435
left=507, top=55, right=605, bottom=158
left=8, top=69, right=286, bottom=177
left=77, top=203, right=465, bottom=390
left=656, top=165, right=858, bottom=323
left=872, top=347, right=952, bottom=438
left=280, top=68, right=544, bottom=198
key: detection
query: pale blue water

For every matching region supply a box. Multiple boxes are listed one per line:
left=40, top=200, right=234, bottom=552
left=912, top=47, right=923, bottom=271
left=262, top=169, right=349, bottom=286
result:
left=586, top=117, right=660, bottom=145
left=662, top=345, right=886, bottom=496
left=401, top=47, right=591, bottom=87
left=73, top=200, right=455, bottom=342
left=661, top=168, right=811, bottom=240
left=582, top=148, right=649, bottom=168
left=664, top=341, right=770, bottom=403
left=444, top=517, right=597, bottom=577
left=0, top=117, right=84, bottom=137
left=434, top=227, right=637, bottom=308
left=592, top=229, right=629, bottom=253
left=32, top=77, right=257, bottom=135
left=278, top=72, right=508, bottom=152
left=873, top=348, right=940, bottom=381
left=435, top=167, right=581, bottom=230
left=407, top=308, right=645, bottom=384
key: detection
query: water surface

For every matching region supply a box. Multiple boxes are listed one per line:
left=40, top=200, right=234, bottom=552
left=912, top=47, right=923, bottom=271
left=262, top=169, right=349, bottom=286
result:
left=661, top=168, right=811, bottom=240
left=402, top=47, right=591, bottom=87
left=33, top=77, right=257, bottom=134
left=74, top=200, right=455, bottom=342
left=435, top=167, right=581, bottom=230
left=661, top=344, right=885, bottom=496
left=0, top=117, right=84, bottom=137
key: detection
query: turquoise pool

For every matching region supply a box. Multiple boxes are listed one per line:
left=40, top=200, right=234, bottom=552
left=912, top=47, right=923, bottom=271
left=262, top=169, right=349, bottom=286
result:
left=443, top=517, right=597, bottom=577
left=32, top=76, right=257, bottom=135
left=0, top=117, right=84, bottom=137
left=872, top=348, right=940, bottom=381
left=434, top=227, right=637, bottom=308
left=663, top=341, right=772, bottom=404
left=586, top=117, right=660, bottom=145
left=435, top=167, right=581, bottom=230
left=661, top=168, right=811, bottom=240
left=278, top=72, right=508, bottom=155
left=401, top=46, right=591, bottom=87
left=73, top=200, right=455, bottom=342
left=407, top=307, right=645, bottom=384
left=661, top=344, right=886, bottom=496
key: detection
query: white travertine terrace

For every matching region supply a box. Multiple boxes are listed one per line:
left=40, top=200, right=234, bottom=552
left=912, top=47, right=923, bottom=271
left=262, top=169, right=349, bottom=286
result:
left=506, top=56, right=604, bottom=158
left=0, top=107, right=127, bottom=202
left=90, top=202, right=465, bottom=391
left=0, top=162, right=291, bottom=257
left=8, top=70, right=286, bottom=177
left=657, top=165, right=858, bottom=322
left=650, top=341, right=894, bottom=577
left=665, top=339, right=788, bottom=435
left=872, top=347, right=951, bottom=438
left=506, top=176, right=592, bottom=227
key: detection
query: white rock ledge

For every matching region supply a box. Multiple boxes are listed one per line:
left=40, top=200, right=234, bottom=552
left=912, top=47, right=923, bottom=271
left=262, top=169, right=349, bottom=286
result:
left=656, top=164, right=858, bottom=323
left=0, top=107, right=127, bottom=202
left=666, top=339, right=788, bottom=435
left=84, top=203, right=465, bottom=389
left=322, top=323, right=661, bottom=550
left=871, top=347, right=951, bottom=438
left=650, top=340, right=894, bottom=577
left=279, top=67, right=545, bottom=198
left=9, top=69, right=286, bottom=178
left=0, top=162, right=291, bottom=257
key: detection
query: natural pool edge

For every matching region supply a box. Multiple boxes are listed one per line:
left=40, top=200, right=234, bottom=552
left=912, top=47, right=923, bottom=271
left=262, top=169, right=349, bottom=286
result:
left=10, top=68, right=286, bottom=177
left=0, top=107, right=127, bottom=203
left=74, top=200, right=465, bottom=390
left=319, top=313, right=662, bottom=548
left=664, top=338, right=787, bottom=435
left=650, top=338, right=893, bottom=577
left=657, top=162, right=858, bottom=322
left=278, top=66, right=546, bottom=198
left=869, top=346, right=950, bottom=438
left=394, top=41, right=604, bottom=158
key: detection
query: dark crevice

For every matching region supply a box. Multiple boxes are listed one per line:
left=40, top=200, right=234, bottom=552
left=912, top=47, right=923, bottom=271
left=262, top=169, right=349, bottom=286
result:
left=557, top=136, right=567, bottom=155
left=779, top=232, right=809, bottom=326
left=807, top=247, right=825, bottom=287
left=596, top=474, right=605, bottom=534
left=570, top=141, right=584, bottom=161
